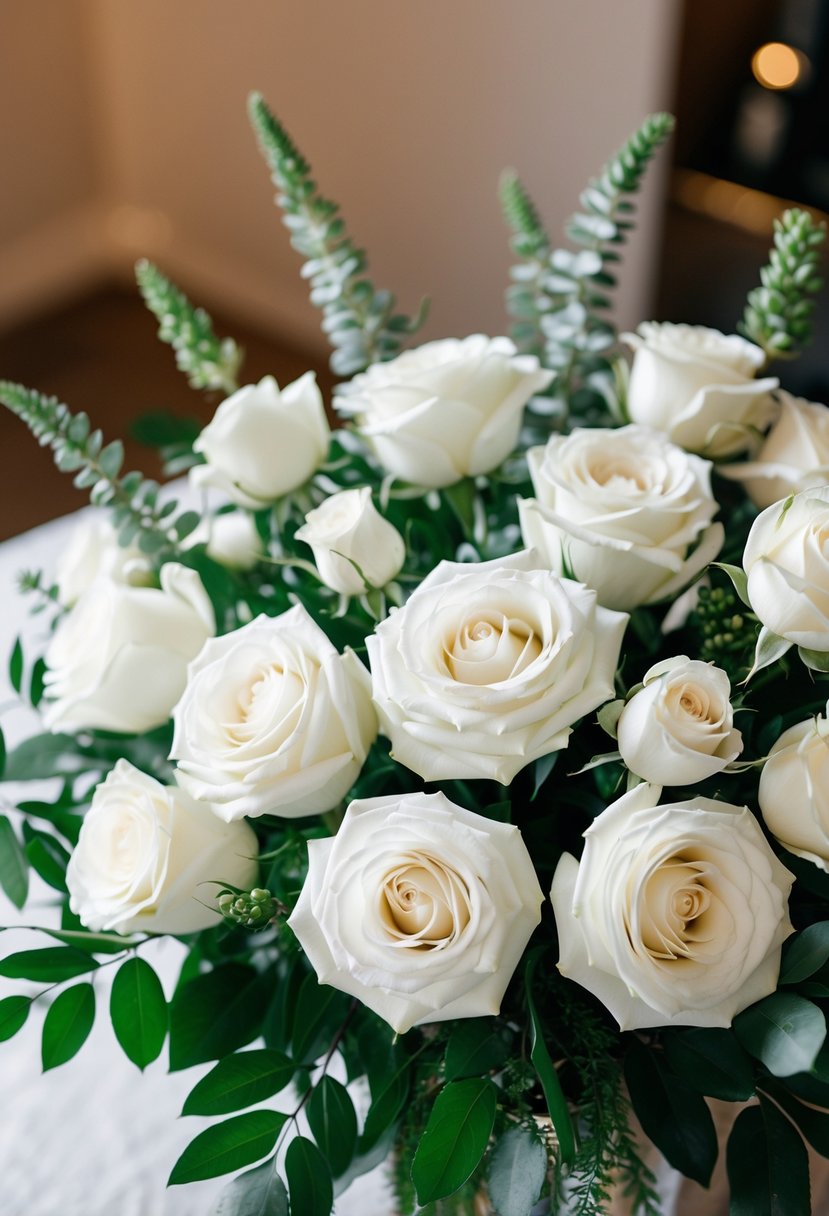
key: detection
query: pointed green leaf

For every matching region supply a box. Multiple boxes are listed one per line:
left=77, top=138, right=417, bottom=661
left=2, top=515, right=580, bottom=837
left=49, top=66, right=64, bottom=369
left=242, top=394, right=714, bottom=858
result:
left=0, top=947, right=100, bottom=982
left=735, top=992, right=827, bottom=1077
left=761, top=1079, right=829, bottom=1156
left=29, top=657, right=47, bottom=707
left=444, top=1019, right=511, bottom=1082
left=727, top=1099, right=810, bottom=1216
left=0, top=815, right=29, bottom=908
left=42, top=983, right=95, bottom=1070
left=110, top=957, right=168, bottom=1069
left=168, top=1110, right=287, bottom=1186
left=712, top=562, right=751, bottom=607
left=212, top=1159, right=288, bottom=1216
left=291, top=974, right=349, bottom=1064
left=0, top=994, right=30, bottom=1041
left=9, top=637, right=23, bottom=693
left=284, top=1136, right=333, bottom=1216
left=183, top=1050, right=295, bottom=1116
left=780, top=922, right=829, bottom=985
left=662, top=1028, right=755, bottom=1102
left=24, top=829, right=70, bottom=893
left=411, top=1078, right=497, bottom=1206
left=487, top=1125, right=548, bottom=1216
left=169, top=963, right=269, bottom=1070
left=306, top=1076, right=357, bottom=1178
left=525, top=952, right=575, bottom=1166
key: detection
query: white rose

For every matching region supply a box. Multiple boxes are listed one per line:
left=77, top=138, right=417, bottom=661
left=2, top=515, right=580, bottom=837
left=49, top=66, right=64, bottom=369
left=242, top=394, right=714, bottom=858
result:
left=622, top=322, right=778, bottom=457
left=288, top=791, right=543, bottom=1034
left=366, top=551, right=627, bottom=784
left=551, top=783, right=793, bottom=1030
left=190, top=372, right=329, bottom=508
left=723, top=393, right=829, bottom=509
left=170, top=607, right=377, bottom=821
left=66, top=760, right=258, bottom=935
left=759, top=711, right=829, bottom=870
left=55, top=512, right=149, bottom=606
left=335, top=335, right=552, bottom=488
left=43, top=564, right=215, bottom=733
left=616, top=656, right=743, bottom=785
left=518, top=425, right=724, bottom=611
left=743, top=486, right=829, bottom=651
left=295, top=487, right=405, bottom=595
left=187, top=510, right=263, bottom=571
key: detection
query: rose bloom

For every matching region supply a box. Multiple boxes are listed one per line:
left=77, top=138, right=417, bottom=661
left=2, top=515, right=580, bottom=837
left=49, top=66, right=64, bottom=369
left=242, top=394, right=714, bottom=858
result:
left=67, top=760, right=258, bottom=935
left=186, top=510, right=263, bottom=571
left=335, top=335, right=552, bottom=488
left=171, top=607, right=377, bottom=821
left=191, top=372, right=329, bottom=508
left=622, top=322, right=778, bottom=457
left=288, top=791, right=544, bottom=1034
left=43, top=564, right=215, bottom=734
left=616, top=656, right=742, bottom=786
left=743, top=486, right=829, bottom=651
left=55, top=512, right=148, bottom=606
left=367, top=551, right=627, bottom=784
left=551, top=783, right=793, bottom=1030
left=518, top=425, right=724, bottom=611
left=759, top=711, right=829, bottom=871
left=723, top=393, right=829, bottom=509
left=295, top=486, right=405, bottom=596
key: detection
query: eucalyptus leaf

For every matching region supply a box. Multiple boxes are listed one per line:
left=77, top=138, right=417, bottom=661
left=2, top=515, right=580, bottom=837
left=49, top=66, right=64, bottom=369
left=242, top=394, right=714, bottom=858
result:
left=735, top=992, right=827, bottom=1077
left=487, top=1125, right=547, bottom=1216
left=168, top=1110, right=287, bottom=1186
left=0, top=815, right=28, bottom=909
left=780, top=922, right=829, bottom=985
left=211, top=1160, right=288, bottom=1216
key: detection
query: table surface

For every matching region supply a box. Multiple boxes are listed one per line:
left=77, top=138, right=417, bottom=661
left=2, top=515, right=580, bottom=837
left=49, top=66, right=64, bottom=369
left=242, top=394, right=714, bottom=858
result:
left=0, top=505, right=394, bottom=1216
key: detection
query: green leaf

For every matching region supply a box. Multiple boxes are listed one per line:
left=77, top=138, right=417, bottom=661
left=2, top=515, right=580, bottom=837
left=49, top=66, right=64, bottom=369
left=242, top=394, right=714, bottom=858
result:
left=183, top=1050, right=295, bottom=1116
left=735, top=992, right=827, bottom=1077
left=745, top=626, right=792, bottom=682
left=359, top=1049, right=412, bottom=1152
left=524, top=952, right=576, bottom=1166
left=169, top=963, right=270, bottom=1071
left=41, top=983, right=95, bottom=1070
left=291, top=974, right=349, bottom=1064
left=110, top=957, right=168, bottom=1070
left=284, top=1136, right=333, bottom=1216
left=761, top=1079, right=829, bottom=1156
left=411, top=1078, right=498, bottom=1206
left=487, top=1125, right=547, bottom=1216
left=212, top=1159, right=288, bottom=1216
left=711, top=562, right=751, bottom=607
left=0, top=815, right=29, bottom=908
left=29, top=657, right=47, bottom=707
left=169, top=1110, right=287, bottom=1186
left=0, top=947, right=100, bottom=982
left=24, top=828, right=70, bottom=893
left=307, top=1076, right=357, bottom=1178
left=0, top=994, right=30, bottom=1041
left=4, top=733, right=95, bottom=781
left=130, top=412, right=202, bottom=449
left=444, top=1019, right=510, bottom=1082
left=9, top=637, right=23, bottom=693
left=662, top=1028, right=755, bottom=1102
left=780, top=922, right=829, bottom=985
left=727, top=1099, right=810, bottom=1216
left=624, top=1037, right=717, bottom=1187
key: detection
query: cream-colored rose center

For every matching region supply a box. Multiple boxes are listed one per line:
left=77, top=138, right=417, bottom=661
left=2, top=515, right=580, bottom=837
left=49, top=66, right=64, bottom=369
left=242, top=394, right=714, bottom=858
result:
left=588, top=456, right=652, bottom=493
left=638, top=858, right=715, bottom=960
left=378, top=855, right=471, bottom=950
left=444, top=611, right=542, bottom=685
left=225, top=662, right=304, bottom=745
left=667, top=682, right=712, bottom=722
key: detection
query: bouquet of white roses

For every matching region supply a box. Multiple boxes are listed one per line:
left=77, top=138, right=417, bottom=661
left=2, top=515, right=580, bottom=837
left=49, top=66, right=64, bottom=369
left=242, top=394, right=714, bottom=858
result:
left=2, top=94, right=829, bottom=1216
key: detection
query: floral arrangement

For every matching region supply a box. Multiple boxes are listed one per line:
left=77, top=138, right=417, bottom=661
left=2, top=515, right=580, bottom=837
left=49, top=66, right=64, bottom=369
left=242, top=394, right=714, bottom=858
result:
left=2, top=95, right=829, bottom=1216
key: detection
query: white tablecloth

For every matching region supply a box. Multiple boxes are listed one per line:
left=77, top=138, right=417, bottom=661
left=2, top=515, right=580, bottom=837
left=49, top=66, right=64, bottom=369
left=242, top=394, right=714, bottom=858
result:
left=0, top=507, right=394, bottom=1216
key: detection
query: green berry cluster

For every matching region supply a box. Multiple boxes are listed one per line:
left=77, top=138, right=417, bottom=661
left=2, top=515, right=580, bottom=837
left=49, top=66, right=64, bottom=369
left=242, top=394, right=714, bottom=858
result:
left=692, top=584, right=759, bottom=677
left=217, top=887, right=279, bottom=931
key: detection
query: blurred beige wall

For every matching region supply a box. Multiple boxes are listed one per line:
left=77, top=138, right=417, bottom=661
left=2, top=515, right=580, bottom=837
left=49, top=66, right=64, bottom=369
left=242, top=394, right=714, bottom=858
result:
left=0, top=0, right=680, bottom=351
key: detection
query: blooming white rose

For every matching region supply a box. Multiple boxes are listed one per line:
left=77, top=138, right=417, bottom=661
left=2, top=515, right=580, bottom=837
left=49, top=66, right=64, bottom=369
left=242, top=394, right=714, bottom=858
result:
left=67, top=760, right=258, bottom=935
left=190, top=372, right=329, bottom=508
left=171, top=607, right=377, bottom=821
left=622, top=322, right=778, bottom=457
left=518, top=425, right=724, bottom=611
left=187, top=510, right=263, bottom=571
left=367, top=551, right=627, bottom=784
left=759, top=711, right=829, bottom=870
left=335, top=335, right=552, bottom=488
left=616, top=656, right=743, bottom=785
left=295, top=487, right=405, bottom=595
left=55, top=513, right=148, bottom=606
left=743, top=486, right=829, bottom=651
left=723, top=393, right=829, bottom=509
left=43, top=564, right=215, bottom=733
left=288, top=791, right=543, bottom=1033
left=551, top=783, right=793, bottom=1030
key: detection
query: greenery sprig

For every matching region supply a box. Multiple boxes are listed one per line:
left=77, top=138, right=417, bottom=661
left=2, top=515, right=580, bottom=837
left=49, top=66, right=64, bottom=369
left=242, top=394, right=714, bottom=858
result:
left=0, top=382, right=199, bottom=554
left=503, top=113, right=674, bottom=424
left=135, top=259, right=243, bottom=394
left=739, top=207, right=826, bottom=362
left=248, top=92, right=428, bottom=376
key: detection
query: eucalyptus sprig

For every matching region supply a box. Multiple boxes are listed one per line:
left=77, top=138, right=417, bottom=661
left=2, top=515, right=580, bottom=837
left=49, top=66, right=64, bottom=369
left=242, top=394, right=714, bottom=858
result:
left=135, top=259, right=243, bottom=394
left=0, top=382, right=199, bottom=555
left=739, top=207, right=826, bottom=363
left=248, top=92, right=428, bottom=376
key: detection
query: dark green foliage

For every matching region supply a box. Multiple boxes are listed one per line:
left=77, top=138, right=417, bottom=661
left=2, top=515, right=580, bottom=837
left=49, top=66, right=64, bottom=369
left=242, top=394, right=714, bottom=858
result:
left=168, top=1110, right=287, bottom=1185
left=248, top=92, right=427, bottom=376
left=411, top=1078, right=498, bottom=1205
left=41, top=983, right=95, bottom=1070
left=740, top=207, right=826, bottom=361
left=110, top=957, right=168, bottom=1069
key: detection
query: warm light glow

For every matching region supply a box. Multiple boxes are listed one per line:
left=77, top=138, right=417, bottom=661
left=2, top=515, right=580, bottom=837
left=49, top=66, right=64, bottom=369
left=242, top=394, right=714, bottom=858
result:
left=752, top=42, right=803, bottom=90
